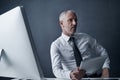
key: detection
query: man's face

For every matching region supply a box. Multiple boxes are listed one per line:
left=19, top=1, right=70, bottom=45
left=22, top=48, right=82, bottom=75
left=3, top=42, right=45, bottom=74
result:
left=60, top=12, right=77, bottom=36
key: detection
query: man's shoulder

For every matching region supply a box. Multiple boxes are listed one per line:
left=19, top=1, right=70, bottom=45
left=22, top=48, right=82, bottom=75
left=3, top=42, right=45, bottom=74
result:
left=51, top=36, right=62, bottom=47
left=74, top=32, right=90, bottom=37
left=74, top=33, right=95, bottom=41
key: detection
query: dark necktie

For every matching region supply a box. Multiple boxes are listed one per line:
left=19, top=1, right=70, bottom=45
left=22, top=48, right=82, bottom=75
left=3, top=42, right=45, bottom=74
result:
left=70, top=37, right=83, bottom=67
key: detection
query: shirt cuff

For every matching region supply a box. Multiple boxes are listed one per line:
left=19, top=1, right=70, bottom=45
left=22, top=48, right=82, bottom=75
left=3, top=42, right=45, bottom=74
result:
left=102, top=63, right=110, bottom=69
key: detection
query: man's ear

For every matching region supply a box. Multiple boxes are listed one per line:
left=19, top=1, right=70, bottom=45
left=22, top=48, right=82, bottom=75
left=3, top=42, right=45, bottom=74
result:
left=60, top=21, right=63, bottom=27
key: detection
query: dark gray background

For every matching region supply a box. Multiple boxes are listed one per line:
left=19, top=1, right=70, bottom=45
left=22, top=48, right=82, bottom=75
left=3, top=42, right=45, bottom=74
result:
left=0, top=0, right=120, bottom=78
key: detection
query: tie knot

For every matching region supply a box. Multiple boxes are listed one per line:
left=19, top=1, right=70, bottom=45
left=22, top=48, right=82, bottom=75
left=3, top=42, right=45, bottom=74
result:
left=68, top=37, right=75, bottom=46
left=69, top=36, right=75, bottom=42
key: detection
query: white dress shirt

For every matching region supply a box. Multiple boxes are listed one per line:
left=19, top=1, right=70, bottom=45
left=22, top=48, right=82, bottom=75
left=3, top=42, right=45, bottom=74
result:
left=50, top=33, right=110, bottom=79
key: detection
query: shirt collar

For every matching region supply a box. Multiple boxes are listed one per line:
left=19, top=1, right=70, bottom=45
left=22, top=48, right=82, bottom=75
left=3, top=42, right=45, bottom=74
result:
left=61, top=33, right=70, bottom=42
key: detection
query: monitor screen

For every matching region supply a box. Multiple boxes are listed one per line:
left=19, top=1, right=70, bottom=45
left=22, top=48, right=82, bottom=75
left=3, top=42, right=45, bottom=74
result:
left=0, top=6, right=43, bottom=80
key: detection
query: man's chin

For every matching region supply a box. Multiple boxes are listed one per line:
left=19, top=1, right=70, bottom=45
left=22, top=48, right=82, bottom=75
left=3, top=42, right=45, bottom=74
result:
left=70, top=32, right=75, bottom=36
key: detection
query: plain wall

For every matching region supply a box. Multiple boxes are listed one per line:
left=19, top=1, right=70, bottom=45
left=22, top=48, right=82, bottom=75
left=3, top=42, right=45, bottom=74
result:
left=0, top=0, right=120, bottom=77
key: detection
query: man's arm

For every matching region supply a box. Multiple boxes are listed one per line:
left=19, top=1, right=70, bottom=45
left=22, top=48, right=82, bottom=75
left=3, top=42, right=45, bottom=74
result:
left=50, top=42, right=71, bottom=79
left=88, top=34, right=110, bottom=77
left=101, top=68, right=109, bottom=78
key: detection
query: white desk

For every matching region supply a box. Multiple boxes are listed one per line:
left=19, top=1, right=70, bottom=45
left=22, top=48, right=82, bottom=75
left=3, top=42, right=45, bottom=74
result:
left=43, top=78, right=120, bottom=80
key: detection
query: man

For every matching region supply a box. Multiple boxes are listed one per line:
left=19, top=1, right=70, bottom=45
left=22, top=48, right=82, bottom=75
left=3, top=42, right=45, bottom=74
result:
left=50, top=10, right=110, bottom=80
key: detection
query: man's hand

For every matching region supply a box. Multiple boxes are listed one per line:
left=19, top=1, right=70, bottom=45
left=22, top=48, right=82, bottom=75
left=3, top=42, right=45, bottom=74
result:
left=101, top=68, right=109, bottom=78
left=70, top=67, right=86, bottom=80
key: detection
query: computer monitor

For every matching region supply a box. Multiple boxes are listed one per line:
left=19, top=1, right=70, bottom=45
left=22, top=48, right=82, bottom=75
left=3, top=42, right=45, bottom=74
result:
left=0, top=6, right=43, bottom=80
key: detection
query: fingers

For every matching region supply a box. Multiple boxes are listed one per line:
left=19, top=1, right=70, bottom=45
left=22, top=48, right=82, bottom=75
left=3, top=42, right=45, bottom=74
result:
left=70, top=69, right=80, bottom=80
left=71, top=71, right=80, bottom=80
left=70, top=68, right=86, bottom=80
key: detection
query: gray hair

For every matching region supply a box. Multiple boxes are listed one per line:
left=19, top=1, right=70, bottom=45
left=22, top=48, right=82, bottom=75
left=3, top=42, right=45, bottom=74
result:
left=59, top=10, right=76, bottom=21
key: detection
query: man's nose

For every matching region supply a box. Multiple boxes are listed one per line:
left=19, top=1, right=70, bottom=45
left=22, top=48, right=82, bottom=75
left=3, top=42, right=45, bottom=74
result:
left=72, top=20, right=77, bottom=26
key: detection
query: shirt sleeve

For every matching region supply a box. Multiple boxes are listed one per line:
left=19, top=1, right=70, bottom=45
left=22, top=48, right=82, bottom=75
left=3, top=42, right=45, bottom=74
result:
left=89, top=35, right=110, bottom=69
left=50, top=42, right=71, bottom=79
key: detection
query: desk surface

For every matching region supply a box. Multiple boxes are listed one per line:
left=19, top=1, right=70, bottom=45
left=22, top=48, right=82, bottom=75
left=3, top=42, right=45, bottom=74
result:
left=0, top=77, right=120, bottom=80
left=43, top=78, right=120, bottom=80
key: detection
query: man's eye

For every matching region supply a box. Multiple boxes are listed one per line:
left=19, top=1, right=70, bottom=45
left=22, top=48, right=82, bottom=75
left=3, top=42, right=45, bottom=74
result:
left=68, top=19, right=72, bottom=22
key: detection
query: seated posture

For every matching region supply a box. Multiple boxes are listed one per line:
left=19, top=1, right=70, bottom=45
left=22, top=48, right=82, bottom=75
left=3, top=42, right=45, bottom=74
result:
left=50, top=10, right=110, bottom=80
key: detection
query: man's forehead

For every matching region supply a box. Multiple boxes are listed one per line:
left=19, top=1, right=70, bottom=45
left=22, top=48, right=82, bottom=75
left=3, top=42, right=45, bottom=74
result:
left=65, top=12, right=77, bottom=19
